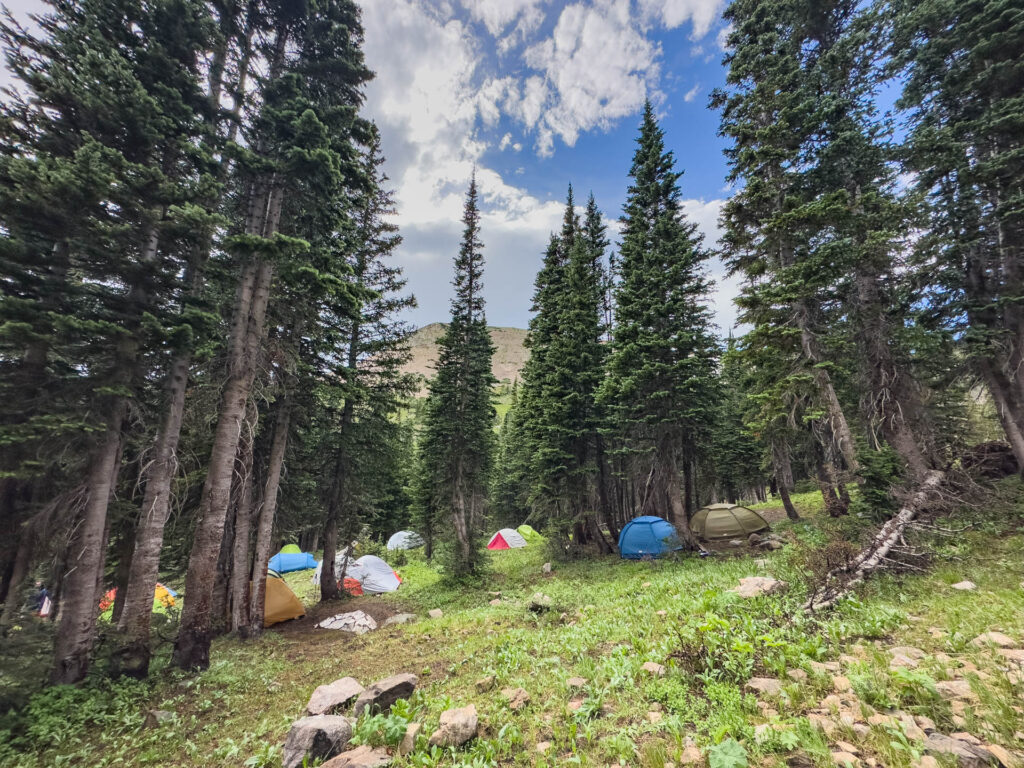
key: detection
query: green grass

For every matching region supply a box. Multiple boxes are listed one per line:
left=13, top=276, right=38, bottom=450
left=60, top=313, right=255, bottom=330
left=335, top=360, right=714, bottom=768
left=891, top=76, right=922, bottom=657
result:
left=3, top=481, right=1024, bottom=768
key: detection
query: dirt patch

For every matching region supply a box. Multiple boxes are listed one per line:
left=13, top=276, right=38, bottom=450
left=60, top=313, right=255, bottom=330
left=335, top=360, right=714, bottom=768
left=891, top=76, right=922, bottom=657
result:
left=272, top=595, right=409, bottom=636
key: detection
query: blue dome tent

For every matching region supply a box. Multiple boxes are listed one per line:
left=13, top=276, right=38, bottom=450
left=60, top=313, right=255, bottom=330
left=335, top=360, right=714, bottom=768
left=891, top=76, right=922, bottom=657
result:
left=268, top=549, right=318, bottom=573
left=618, top=516, right=683, bottom=559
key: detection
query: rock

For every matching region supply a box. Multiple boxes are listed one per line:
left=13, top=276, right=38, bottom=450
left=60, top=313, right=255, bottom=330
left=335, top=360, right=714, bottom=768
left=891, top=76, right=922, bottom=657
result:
left=759, top=539, right=785, bottom=550
left=853, top=723, right=871, bottom=739
left=427, top=609, right=443, bottom=619
left=488, top=599, right=501, bottom=606
left=529, top=592, right=553, bottom=611
left=936, top=679, right=976, bottom=701
left=997, top=648, right=1024, bottom=664
left=399, top=723, right=421, bottom=757
left=915, top=758, right=939, bottom=768
left=746, top=677, right=783, bottom=696
left=475, top=676, right=495, bottom=693
left=428, top=704, right=478, bottom=748
left=542, top=562, right=552, bottom=574
left=729, top=539, right=745, bottom=547
left=568, top=697, right=584, bottom=711
left=788, top=756, right=816, bottom=768
left=891, top=646, right=927, bottom=659
left=144, top=709, right=174, bottom=728
left=952, top=733, right=983, bottom=746
left=748, top=533, right=764, bottom=546
left=307, top=677, right=366, bottom=716
left=501, top=687, right=531, bottom=711
left=891, top=653, right=920, bottom=669
left=567, top=676, right=587, bottom=688
left=810, top=660, right=842, bottom=674
left=985, top=744, right=1018, bottom=768
left=382, top=613, right=417, bottom=627
left=649, top=701, right=663, bottom=712
left=833, top=752, right=860, bottom=767
left=868, top=714, right=895, bottom=727
left=755, top=559, right=769, bottom=568
left=282, top=715, right=353, bottom=768
left=647, top=710, right=663, bottom=723
left=925, top=732, right=997, bottom=768
left=916, top=715, right=937, bottom=732
left=680, top=746, right=703, bottom=764
left=320, top=745, right=392, bottom=768
left=832, top=676, right=853, bottom=693
left=898, top=714, right=927, bottom=741
left=352, top=673, right=418, bottom=716
left=787, top=668, right=808, bottom=682
left=535, top=741, right=552, bottom=753
left=952, top=581, right=978, bottom=591
left=731, top=576, right=787, bottom=598
left=656, top=609, right=668, bottom=617
left=809, top=714, right=839, bottom=738
left=641, top=661, right=666, bottom=677
left=837, top=741, right=859, bottom=754
left=318, top=611, right=378, bottom=634
left=971, top=632, right=1016, bottom=648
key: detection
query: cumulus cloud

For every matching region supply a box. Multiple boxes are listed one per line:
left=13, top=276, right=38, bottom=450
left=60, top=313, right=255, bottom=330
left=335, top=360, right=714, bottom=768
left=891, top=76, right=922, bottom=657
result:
left=460, top=0, right=545, bottom=37
left=637, top=0, right=725, bottom=39
left=684, top=84, right=701, bottom=102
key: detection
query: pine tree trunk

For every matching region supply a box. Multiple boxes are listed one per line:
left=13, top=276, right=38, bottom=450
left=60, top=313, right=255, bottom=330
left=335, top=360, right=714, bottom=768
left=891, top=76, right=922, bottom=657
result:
left=51, top=413, right=123, bottom=683
left=772, top=441, right=800, bottom=520
left=245, top=399, right=290, bottom=636
left=978, top=358, right=1024, bottom=473
left=660, top=443, right=698, bottom=549
left=1, top=527, right=34, bottom=628
left=228, top=404, right=256, bottom=634
left=109, top=525, right=134, bottom=625
left=320, top=514, right=340, bottom=601
left=115, top=353, right=189, bottom=676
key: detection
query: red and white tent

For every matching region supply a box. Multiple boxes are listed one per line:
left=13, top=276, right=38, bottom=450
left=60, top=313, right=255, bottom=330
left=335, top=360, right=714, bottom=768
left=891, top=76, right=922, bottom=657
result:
left=487, top=528, right=528, bottom=550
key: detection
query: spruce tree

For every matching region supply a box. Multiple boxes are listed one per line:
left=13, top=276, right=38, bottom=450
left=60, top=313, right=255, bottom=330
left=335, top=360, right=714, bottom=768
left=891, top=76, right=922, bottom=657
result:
left=600, top=101, right=719, bottom=547
left=415, top=176, right=496, bottom=577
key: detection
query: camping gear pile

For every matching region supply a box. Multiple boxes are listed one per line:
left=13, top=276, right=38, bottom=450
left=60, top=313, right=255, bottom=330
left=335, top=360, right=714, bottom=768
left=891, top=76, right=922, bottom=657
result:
left=99, top=582, right=178, bottom=616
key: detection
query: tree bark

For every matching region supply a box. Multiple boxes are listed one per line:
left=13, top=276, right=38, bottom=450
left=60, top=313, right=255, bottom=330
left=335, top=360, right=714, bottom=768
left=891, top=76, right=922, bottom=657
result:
left=772, top=441, right=800, bottom=520
left=660, top=442, right=698, bottom=549
left=228, top=404, right=256, bottom=634
left=245, top=399, right=290, bottom=636
left=1, top=526, right=34, bottom=628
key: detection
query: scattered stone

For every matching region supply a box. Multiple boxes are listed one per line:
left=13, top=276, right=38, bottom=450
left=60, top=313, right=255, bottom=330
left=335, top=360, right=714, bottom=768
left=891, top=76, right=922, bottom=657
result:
left=656, top=609, right=668, bottom=617
left=529, top=592, right=552, bottom=611
left=916, top=715, right=937, bottom=732
left=997, top=649, right=1024, bottom=664
left=307, top=678, right=366, bottom=716
left=746, top=677, right=783, bottom=696
left=729, top=539, right=745, bottom=547
left=891, top=646, right=927, bottom=659
left=501, top=687, right=531, bottom=711
left=568, top=698, right=584, bottom=711
left=952, top=581, right=978, bottom=591
left=649, top=701, right=663, bottom=712
left=731, top=576, right=787, bottom=598
left=382, top=613, right=417, bottom=627
left=924, top=732, right=997, bottom=768
left=837, top=741, right=860, bottom=754
left=832, top=751, right=860, bottom=766
left=936, top=679, right=976, bottom=701
left=488, top=599, right=501, bottom=606
left=318, top=611, right=378, bottom=634
left=567, top=676, right=587, bottom=688
left=809, top=714, right=839, bottom=738
left=985, top=744, right=1018, bottom=768
left=787, top=668, right=808, bottom=682
left=898, top=714, right=927, bottom=741
left=755, top=559, right=769, bottom=568
left=810, top=661, right=842, bottom=674
left=647, top=710, right=663, bottom=724
left=641, top=661, right=666, bottom=677
left=427, top=609, right=443, bottom=619
left=832, top=676, right=853, bottom=693
left=427, top=704, right=478, bottom=748
left=475, top=676, right=495, bottom=693
left=680, top=746, right=703, bottom=764
left=788, top=756, right=816, bottom=768
left=352, top=674, right=418, bottom=716
left=868, top=714, right=895, bottom=727
left=282, top=715, right=353, bottom=768
left=760, top=539, right=785, bottom=551
left=748, top=533, right=764, bottom=546
left=535, top=741, right=552, bottom=753
left=853, top=723, right=871, bottom=739
left=399, top=723, right=421, bottom=757
left=840, top=654, right=860, bottom=666
left=144, top=709, right=174, bottom=728
left=971, top=632, right=1016, bottom=648
left=542, top=562, right=552, bottom=574
left=320, top=745, right=392, bottom=768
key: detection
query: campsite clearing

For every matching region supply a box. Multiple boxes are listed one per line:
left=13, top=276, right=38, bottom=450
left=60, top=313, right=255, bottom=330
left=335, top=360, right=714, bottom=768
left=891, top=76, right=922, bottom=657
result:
left=5, top=484, right=1024, bottom=768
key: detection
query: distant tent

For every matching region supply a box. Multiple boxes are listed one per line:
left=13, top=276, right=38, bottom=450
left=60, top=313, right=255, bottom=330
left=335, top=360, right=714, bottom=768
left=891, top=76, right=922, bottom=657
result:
left=487, top=528, right=527, bottom=550
left=280, top=543, right=302, bottom=554
left=691, top=503, right=769, bottom=540
left=311, top=545, right=354, bottom=585
left=264, top=574, right=305, bottom=627
left=387, top=530, right=425, bottom=551
left=516, top=524, right=542, bottom=542
left=618, top=516, right=683, bottom=559
left=342, top=555, right=402, bottom=595
left=99, top=582, right=177, bottom=615
left=268, top=548, right=318, bottom=573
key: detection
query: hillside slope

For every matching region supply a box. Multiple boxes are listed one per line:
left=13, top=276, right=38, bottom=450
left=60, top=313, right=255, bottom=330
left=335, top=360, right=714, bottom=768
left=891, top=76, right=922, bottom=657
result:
left=403, top=322, right=528, bottom=389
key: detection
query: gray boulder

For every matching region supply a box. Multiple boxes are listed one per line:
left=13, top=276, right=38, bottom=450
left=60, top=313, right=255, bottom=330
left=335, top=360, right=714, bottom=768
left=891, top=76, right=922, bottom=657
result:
left=924, top=733, right=997, bottom=768
left=282, top=715, right=353, bottom=768
left=427, top=704, right=478, bottom=747
left=352, top=673, right=418, bottom=716
left=383, top=613, right=417, bottom=627
left=307, top=677, right=365, bottom=716
left=320, top=744, right=393, bottom=767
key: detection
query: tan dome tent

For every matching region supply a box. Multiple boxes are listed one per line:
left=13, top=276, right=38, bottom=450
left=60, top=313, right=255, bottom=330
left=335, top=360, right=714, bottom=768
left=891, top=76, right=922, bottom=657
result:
left=692, top=503, right=770, bottom=540
left=264, top=574, right=305, bottom=627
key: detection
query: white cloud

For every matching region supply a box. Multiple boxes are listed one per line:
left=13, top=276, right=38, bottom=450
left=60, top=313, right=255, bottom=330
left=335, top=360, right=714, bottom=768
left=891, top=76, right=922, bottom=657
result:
left=716, top=23, right=733, bottom=52
left=637, top=0, right=725, bottom=39
left=684, top=84, right=700, bottom=102
left=460, top=0, right=545, bottom=37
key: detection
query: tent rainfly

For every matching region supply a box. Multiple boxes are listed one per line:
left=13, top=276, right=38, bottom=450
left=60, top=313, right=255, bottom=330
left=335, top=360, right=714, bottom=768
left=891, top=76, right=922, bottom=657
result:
left=618, top=516, right=683, bottom=559
left=691, top=503, right=770, bottom=540
left=516, top=524, right=543, bottom=542
left=264, top=575, right=305, bottom=627
left=268, top=548, right=318, bottom=573
left=487, top=528, right=527, bottom=550
left=386, top=530, right=425, bottom=550
left=342, top=555, right=402, bottom=594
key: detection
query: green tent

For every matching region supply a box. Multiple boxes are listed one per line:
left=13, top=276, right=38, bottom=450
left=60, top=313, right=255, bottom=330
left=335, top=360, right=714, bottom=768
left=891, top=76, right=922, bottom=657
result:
left=691, top=503, right=770, bottom=540
left=280, top=543, right=302, bottom=554
left=516, top=524, right=542, bottom=542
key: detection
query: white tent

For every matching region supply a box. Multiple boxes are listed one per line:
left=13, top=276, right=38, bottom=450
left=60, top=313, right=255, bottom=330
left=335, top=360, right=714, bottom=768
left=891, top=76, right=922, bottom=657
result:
left=487, top=528, right=528, bottom=549
left=311, top=544, right=353, bottom=585
left=345, top=555, right=401, bottom=594
left=386, top=530, right=425, bottom=550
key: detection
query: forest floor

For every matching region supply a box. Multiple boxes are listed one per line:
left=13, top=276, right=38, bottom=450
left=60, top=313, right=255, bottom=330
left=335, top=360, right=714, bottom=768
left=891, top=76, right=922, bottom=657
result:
left=3, top=481, right=1024, bottom=768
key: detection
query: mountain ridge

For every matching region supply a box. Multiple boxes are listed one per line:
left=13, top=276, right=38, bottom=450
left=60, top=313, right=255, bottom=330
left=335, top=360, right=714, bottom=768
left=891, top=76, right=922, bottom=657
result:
left=403, top=322, right=528, bottom=390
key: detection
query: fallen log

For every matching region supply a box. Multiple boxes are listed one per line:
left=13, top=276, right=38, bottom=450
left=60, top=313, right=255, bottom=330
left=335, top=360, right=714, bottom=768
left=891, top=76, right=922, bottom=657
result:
left=805, top=470, right=946, bottom=612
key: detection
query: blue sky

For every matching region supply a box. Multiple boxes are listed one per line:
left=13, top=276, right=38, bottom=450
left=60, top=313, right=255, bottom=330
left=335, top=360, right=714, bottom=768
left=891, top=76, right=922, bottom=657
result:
left=1, top=0, right=741, bottom=332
